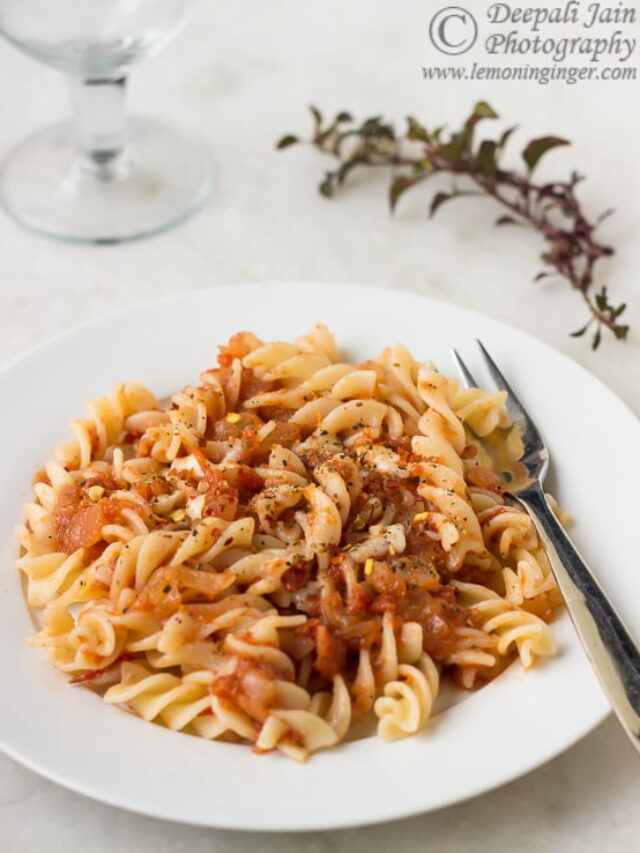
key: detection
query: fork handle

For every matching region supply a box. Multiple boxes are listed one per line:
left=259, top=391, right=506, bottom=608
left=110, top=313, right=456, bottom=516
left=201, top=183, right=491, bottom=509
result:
left=518, top=484, right=640, bottom=753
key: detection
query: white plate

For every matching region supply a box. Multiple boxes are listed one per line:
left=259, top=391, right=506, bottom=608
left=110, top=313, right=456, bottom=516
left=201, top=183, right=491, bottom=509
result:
left=0, top=282, right=637, bottom=831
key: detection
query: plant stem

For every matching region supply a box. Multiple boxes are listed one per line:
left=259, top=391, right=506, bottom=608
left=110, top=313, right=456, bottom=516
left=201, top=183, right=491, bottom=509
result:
left=278, top=104, right=628, bottom=349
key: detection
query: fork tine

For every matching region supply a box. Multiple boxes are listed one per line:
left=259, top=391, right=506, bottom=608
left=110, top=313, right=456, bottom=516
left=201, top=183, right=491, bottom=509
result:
left=475, top=339, right=542, bottom=446
left=451, top=349, right=479, bottom=389
left=475, top=340, right=519, bottom=398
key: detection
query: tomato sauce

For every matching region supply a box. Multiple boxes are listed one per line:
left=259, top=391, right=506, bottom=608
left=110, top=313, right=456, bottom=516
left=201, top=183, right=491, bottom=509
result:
left=210, top=657, right=286, bottom=725
left=52, top=484, right=121, bottom=552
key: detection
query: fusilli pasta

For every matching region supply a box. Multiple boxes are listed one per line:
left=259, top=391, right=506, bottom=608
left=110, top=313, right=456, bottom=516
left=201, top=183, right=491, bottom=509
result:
left=15, top=325, right=563, bottom=760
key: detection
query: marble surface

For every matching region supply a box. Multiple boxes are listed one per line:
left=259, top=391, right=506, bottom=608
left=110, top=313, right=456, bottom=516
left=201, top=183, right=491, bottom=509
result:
left=0, top=1, right=638, bottom=850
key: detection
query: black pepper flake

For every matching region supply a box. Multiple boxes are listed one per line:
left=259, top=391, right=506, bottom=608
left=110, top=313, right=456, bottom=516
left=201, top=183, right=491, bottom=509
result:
left=163, top=584, right=172, bottom=593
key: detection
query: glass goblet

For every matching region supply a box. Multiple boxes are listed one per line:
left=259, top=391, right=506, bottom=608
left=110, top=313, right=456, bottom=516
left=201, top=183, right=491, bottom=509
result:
left=0, top=0, right=211, bottom=243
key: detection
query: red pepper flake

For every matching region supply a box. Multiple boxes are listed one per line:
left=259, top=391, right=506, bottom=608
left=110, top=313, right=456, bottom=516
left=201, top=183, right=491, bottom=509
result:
left=69, top=653, right=135, bottom=684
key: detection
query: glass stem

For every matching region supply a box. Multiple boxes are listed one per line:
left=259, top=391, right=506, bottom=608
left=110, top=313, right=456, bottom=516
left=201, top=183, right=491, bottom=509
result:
left=67, top=75, right=130, bottom=181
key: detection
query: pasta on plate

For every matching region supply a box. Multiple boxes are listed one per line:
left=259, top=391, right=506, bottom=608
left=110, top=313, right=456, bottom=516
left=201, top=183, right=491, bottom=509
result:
left=15, top=325, right=563, bottom=761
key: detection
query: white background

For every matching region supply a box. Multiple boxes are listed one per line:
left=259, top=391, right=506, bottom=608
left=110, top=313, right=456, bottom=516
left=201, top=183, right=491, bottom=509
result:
left=0, top=0, right=638, bottom=850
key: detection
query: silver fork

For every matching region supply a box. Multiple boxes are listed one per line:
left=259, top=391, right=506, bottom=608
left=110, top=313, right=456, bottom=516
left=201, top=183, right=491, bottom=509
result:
left=452, top=341, right=640, bottom=754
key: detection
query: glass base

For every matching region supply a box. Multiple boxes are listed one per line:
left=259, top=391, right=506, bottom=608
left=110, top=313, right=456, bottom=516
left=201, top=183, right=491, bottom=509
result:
left=0, top=117, right=212, bottom=244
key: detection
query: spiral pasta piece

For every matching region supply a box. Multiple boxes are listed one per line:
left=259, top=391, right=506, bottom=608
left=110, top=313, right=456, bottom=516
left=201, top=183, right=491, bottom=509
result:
left=374, top=655, right=440, bottom=741
left=55, top=382, right=160, bottom=470
left=105, top=662, right=215, bottom=730
left=470, top=490, right=559, bottom=608
left=452, top=581, right=557, bottom=667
